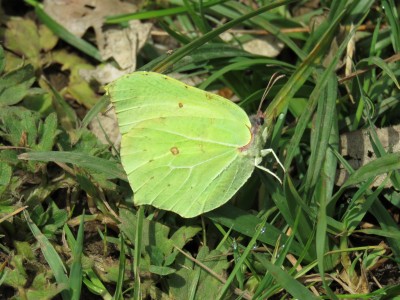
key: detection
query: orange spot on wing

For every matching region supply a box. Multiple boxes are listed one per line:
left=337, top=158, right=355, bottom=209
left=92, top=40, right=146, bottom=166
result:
left=170, top=147, right=179, bottom=155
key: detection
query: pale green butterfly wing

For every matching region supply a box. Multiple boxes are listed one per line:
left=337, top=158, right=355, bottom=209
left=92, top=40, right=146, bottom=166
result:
left=106, top=72, right=261, bottom=218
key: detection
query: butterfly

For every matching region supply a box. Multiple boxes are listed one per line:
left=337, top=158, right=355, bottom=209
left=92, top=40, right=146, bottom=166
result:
left=106, top=72, right=283, bottom=218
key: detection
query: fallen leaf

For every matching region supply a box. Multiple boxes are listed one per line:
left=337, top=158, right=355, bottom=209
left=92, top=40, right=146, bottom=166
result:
left=337, top=124, right=400, bottom=187
left=243, top=35, right=284, bottom=57
left=44, top=0, right=152, bottom=70
left=89, top=107, right=121, bottom=147
left=101, top=20, right=152, bottom=70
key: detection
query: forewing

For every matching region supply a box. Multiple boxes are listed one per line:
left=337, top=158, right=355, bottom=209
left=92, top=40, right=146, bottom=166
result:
left=107, top=72, right=254, bottom=217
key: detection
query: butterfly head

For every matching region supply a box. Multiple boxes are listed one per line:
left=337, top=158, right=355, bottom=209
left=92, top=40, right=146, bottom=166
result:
left=239, top=110, right=268, bottom=157
left=250, top=109, right=268, bottom=140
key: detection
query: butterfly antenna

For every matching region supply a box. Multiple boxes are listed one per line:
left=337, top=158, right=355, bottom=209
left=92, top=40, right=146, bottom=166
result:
left=257, top=73, right=286, bottom=114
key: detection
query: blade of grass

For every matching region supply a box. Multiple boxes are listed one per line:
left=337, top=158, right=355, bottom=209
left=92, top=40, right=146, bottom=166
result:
left=217, top=218, right=267, bottom=299
left=343, top=180, right=387, bottom=232
left=69, top=212, right=85, bottom=300
left=315, top=111, right=340, bottom=298
left=18, top=151, right=126, bottom=180
left=283, top=13, right=361, bottom=169
left=370, top=200, right=400, bottom=260
left=342, top=152, right=400, bottom=188
left=360, top=56, right=400, bottom=89
left=182, top=0, right=208, bottom=34
left=0, top=45, right=4, bottom=73
left=198, top=57, right=293, bottom=90
left=39, top=77, right=79, bottom=143
left=83, top=270, right=113, bottom=300
left=261, top=259, right=320, bottom=300
left=382, top=0, right=400, bottom=52
left=105, top=0, right=229, bottom=23
left=315, top=165, right=338, bottom=299
left=64, top=224, right=112, bottom=299
left=80, top=96, right=110, bottom=130
left=133, top=206, right=144, bottom=300
left=304, top=74, right=337, bottom=196
left=151, top=0, right=296, bottom=73
left=206, top=205, right=305, bottom=258
left=113, top=234, right=125, bottom=300
left=221, top=1, right=305, bottom=60
left=141, top=42, right=252, bottom=72
left=24, top=210, right=70, bottom=300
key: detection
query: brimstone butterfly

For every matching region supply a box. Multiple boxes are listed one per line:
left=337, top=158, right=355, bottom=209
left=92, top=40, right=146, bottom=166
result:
left=106, top=72, right=282, bottom=218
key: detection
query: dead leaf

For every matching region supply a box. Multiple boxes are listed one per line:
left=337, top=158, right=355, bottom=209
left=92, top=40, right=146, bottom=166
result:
left=79, top=64, right=129, bottom=86
left=89, top=107, right=121, bottom=147
left=337, top=124, right=400, bottom=187
left=44, top=0, right=152, bottom=70
left=243, top=35, right=284, bottom=58
left=101, top=20, right=152, bottom=70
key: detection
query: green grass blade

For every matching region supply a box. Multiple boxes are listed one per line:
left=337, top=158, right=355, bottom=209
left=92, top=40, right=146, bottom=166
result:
left=382, top=0, right=400, bottom=52
left=261, top=259, right=320, bottom=300
left=370, top=200, right=400, bottom=259
left=182, top=0, right=208, bottom=34
left=217, top=218, right=268, bottom=299
left=69, top=212, right=85, bottom=300
left=18, top=151, right=126, bottom=180
left=360, top=56, right=400, bottom=89
left=304, top=74, right=337, bottom=195
left=64, top=224, right=112, bottom=299
left=343, top=182, right=386, bottom=232
left=133, top=206, right=144, bottom=300
left=265, top=9, right=347, bottom=125
left=83, top=270, right=113, bottom=300
left=198, top=57, right=293, bottom=90
left=151, top=0, right=295, bottom=73
left=283, top=14, right=359, bottom=169
left=107, top=6, right=189, bottom=23
left=0, top=45, right=4, bottom=73
left=342, top=152, right=400, bottom=188
left=222, top=1, right=305, bottom=59
left=113, top=234, right=125, bottom=300
left=207, top=205, right=306, bottom=258
left=105, top=0, right=228, bottom=23
left=315, top=178, right=338, bottom=299
left=24, top=210, right=70, bottom=299
left=80, top=96, right=110, bottom=130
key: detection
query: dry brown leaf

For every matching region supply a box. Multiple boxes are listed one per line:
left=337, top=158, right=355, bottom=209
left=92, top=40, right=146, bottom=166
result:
left=89, top=107, right=121, bottom=147
left=220, top=32, right=284, bottom=57
left=44, top=0, right=152, bottom=70
left=80, top=64, right=128, bottom=86
left=101, top=20, right=152, bottom=70
left=242, top=35, right=284, bottom=58
left=336, top=125, right=400, bottom=187
left=44, top=0, right=136, bottom=37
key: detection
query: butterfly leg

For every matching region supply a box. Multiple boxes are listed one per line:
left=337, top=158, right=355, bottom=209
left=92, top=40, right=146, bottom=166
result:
left=255, top=162, right=282, bottom=184
left=260, top=148, right=285, bottom=173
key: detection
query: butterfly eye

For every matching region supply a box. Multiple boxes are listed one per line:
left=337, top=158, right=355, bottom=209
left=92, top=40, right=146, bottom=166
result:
left=249, top=113, right=265, bottom=127
left=257, top=117, right=264, bottom=126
